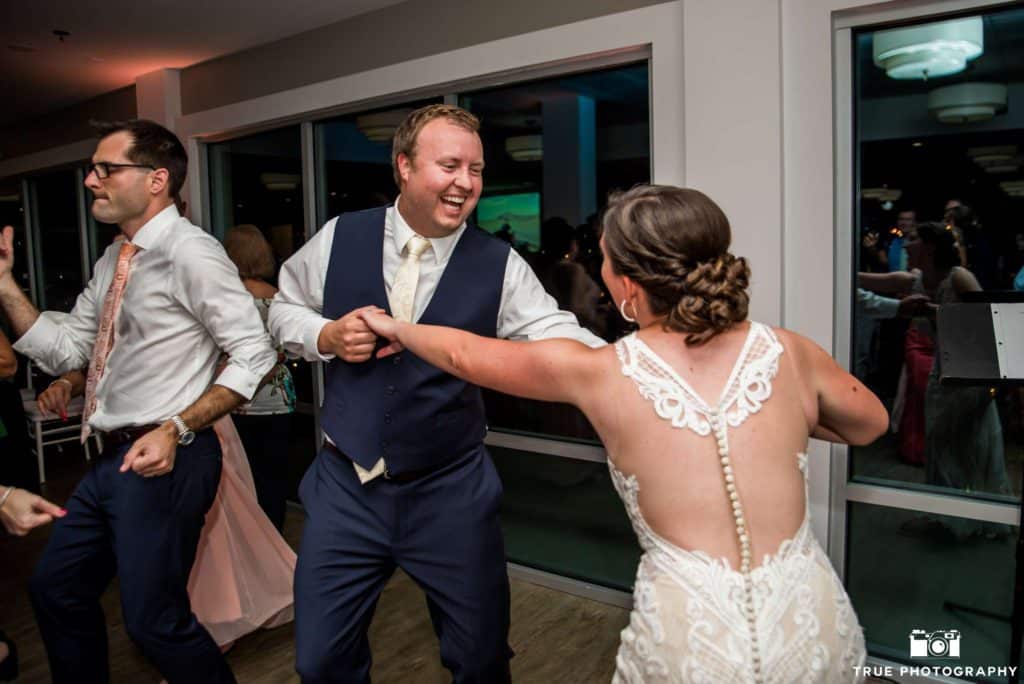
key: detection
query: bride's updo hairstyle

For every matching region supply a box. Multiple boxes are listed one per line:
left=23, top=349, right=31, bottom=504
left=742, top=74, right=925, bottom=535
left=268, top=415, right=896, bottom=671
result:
left=602, top=184, right=750, bottom=346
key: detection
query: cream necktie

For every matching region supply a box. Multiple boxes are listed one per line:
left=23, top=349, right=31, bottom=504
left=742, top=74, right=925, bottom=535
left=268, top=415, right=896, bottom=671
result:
left=389, top=235, right=431, bottom=324
left=354, top=235, right=432, bottom=484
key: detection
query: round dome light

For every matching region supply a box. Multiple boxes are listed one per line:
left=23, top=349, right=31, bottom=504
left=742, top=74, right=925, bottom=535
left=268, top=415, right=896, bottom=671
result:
left=928, top=82, right=1007, bottom=123
left=873, top=16, right=983, bottom=80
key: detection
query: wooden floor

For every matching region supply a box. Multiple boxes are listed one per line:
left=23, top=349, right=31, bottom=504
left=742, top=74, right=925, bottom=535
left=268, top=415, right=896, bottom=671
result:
left=0, top=453, right=629, bottom=683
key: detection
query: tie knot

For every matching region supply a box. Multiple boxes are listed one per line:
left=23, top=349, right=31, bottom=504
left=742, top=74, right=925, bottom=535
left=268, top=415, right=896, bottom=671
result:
left=118, top=241, right=139, bottom=259
left=406, top=236, right=431, bottom=259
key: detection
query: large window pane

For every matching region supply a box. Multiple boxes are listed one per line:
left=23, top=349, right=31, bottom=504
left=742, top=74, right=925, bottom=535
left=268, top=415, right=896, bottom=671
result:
left=86, top=210, right=121, bottom=275
left=315, top=98, right=441, bottom=224
left=0, top=181, right=31, bottom=297
left=30, top=170, right=83, bottom=312
left=846, top=502, right=1017, bottom=679
left=492, top=446, right=639, bottom=590
left=850, top=6, right=1024, bottom=506
left=461, top=61, right=651, bottom=442
left=207, top=126, right=315, bottom=501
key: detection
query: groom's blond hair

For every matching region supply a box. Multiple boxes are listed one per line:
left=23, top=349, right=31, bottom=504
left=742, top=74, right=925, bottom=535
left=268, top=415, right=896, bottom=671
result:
left=391, top=104, right=481, bottom=188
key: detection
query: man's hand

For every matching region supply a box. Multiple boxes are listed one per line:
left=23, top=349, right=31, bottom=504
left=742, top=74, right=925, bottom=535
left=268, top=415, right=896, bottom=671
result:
left=318, top=306, right=386, bottom=362
left=1, top=488, right=66, bottom=536
left=38, top=379, right=73, bottom=420
left=359, top=310, right=405, bottom=358
left=0, top=225, right=15, bottom=283
left=121, top=423, right=178, bottom=477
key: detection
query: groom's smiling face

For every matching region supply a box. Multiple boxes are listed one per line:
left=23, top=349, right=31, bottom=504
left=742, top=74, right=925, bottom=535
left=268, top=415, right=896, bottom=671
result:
left=396, top=118, right=484, bottom=238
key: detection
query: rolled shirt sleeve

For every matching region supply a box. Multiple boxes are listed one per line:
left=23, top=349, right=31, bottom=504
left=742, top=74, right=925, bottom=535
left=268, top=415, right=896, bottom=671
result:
left=269, top=219, right=338, bottom=362
left=12, top=274, right=102, bottom=377
left=173, top=234, right=276, bottom=400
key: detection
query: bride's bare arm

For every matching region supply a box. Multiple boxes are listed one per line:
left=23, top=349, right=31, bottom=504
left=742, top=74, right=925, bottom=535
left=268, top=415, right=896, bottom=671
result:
left=361, top=310, right=600, bottom=405
left=787, top=330, right=888, bottom=446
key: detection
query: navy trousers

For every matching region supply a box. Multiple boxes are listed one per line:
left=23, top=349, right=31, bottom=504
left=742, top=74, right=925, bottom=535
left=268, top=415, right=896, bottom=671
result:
left=294, top=445, right=512, bottom=683
left=28, top=429, right=235, bottom=684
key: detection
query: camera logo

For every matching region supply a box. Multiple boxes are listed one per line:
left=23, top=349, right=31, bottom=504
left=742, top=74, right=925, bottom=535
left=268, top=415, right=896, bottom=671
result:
left=909, top=629, right=961, bottom=659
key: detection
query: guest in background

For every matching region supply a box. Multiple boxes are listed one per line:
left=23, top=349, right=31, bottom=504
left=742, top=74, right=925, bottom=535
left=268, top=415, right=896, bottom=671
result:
left=0, top=484, right=66, bottom=681
left=0, top=325, right=35, bottom=494
left=224, top=224, right=295, bottom=530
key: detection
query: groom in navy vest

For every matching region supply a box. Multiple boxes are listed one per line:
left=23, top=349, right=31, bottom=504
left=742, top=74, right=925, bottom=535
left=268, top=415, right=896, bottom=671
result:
left=269, top=104, right=603, bottom=682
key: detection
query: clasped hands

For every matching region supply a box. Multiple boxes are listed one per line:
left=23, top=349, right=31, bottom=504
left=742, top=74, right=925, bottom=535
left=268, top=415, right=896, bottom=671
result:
left=317, top=306, right=404, bottom=362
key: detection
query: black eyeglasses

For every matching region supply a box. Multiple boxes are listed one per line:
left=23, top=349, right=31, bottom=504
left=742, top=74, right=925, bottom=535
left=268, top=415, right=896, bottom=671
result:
left=86, top=162, right=155, bottom=179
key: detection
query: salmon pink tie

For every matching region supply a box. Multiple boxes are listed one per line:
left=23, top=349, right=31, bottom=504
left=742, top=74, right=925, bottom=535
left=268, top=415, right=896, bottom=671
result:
left=81, top=241, right=139, bottom=441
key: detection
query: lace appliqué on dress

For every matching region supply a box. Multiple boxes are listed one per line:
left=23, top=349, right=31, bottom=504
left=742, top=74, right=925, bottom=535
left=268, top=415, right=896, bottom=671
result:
left=615, top=323, right=783, bottom=435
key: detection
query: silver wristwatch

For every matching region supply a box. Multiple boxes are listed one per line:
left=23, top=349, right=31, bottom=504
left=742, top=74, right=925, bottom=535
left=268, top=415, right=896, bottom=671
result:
left=169, top=415, right=195, bottom=446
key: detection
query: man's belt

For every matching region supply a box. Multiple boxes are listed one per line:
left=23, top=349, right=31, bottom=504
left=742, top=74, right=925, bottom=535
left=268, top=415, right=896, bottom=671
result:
left=323, top=441, right=446, bottom=483
left=99, top=424, right=212, bottom=447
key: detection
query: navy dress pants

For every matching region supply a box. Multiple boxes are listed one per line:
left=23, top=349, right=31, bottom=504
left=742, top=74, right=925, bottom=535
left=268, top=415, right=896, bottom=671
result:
left=28, top=429, right=235, bottom=684
left=294, top=445, right=512, bottom=684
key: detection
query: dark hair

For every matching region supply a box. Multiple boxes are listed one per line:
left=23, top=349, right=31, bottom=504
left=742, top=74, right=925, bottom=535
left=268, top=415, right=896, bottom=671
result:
left=946, top=203, right=980, bottom=232
left=602, top=184, right=750, bottom=346
left=224, top=225, right=276, bottom=280
left=92, top=119, right=188, bottom=198
left=391, top=104, right=480, bottom=188
left=915, top=221, right=960, bottom=271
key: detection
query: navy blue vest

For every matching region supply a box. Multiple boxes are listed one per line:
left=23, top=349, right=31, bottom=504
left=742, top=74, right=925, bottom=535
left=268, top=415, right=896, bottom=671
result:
left=320, top=206, right=508, bottom=473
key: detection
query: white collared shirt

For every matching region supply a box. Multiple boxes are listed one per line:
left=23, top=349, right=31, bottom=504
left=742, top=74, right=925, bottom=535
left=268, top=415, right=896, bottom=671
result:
left=269, top=201, right=605, bottom=363
left=15, top=204, right=277, bottom=431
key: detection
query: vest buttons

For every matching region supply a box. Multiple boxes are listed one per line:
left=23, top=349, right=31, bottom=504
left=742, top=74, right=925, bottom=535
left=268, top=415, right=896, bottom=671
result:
left=383, top=413, right=392, bottom=424
left=385, top=385, right=397, bottom=395
left=393, top=355, right=401, bottom=365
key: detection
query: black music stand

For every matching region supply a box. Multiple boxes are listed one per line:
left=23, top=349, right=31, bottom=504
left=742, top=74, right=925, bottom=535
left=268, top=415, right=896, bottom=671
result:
left=937, top=293, right=1024, bottom=683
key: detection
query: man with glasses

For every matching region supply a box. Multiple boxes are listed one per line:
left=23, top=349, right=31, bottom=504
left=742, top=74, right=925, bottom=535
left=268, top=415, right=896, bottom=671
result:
left=0, top=119, right=275, bottom=683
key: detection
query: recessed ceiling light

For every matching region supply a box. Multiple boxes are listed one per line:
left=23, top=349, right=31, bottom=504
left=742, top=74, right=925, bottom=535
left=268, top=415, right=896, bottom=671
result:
left=912, top=142, right=923, bottom=147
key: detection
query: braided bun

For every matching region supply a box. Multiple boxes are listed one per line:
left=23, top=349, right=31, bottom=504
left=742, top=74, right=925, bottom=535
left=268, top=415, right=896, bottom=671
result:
left=669, top=253, right=750, bottom=345
left=602, top=185, right=751, bottom=345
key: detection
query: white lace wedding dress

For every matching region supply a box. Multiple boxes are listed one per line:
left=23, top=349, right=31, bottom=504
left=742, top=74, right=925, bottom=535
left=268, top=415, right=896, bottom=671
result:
left=610, top=322, right=866, bottom=683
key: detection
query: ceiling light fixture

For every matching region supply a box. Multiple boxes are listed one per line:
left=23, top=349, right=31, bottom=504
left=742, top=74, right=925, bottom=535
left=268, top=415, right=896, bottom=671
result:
left=260, top=173, right=300, bottom=191
left=355, top=110, right=411, bottom=143
left=928, top=82, right=1007, bottom=123
left=872, top=16, right=983, bottom=80
left=505, top=135, right=543, bottom=162
left=1000, top=180, right=1024, bottom=197
left=861, top=187, right=902, bottom=202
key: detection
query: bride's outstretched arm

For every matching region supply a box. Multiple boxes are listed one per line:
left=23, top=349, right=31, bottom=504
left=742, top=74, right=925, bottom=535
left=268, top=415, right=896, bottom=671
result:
left=360, top=310, right=600, bottom=406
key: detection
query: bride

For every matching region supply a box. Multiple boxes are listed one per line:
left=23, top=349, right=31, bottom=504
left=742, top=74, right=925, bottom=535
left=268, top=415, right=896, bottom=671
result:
left=361, top=184, right=886, bottom=683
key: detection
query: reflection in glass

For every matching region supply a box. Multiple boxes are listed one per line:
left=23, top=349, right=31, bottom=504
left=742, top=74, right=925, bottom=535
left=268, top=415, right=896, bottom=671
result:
left=30, top=170, right=83, bottom=312
left=461, top=61, right=651, bottom=441
left=850, top=5, right=1024, bottom=504
left=315, top=99, right=440, bottom=224
left=0, top=181, right=31, bottom=296
left=208, top=126, right=315, bottom=501
left=86, top=210, right=121, bottom=274
left=492, top=446, right=639, bottom=590
left=846, top=503, right=1017, bottom=678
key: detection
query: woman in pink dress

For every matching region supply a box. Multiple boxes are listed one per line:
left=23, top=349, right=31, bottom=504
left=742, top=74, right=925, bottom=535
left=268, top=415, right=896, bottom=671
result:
left=36, top=372, right=295, bottom=648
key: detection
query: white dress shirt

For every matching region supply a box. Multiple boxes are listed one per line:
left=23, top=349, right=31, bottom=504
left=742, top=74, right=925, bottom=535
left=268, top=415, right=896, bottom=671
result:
left=269, top=201, right=606, bottom=362
left=14, top=205, right=277, bottom=431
